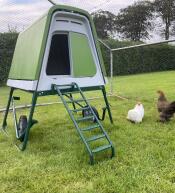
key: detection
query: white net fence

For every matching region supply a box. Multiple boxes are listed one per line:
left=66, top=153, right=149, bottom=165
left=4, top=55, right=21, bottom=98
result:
left=0, top=0, right=124, bottom=32
left=105, top=39, right=175, bottom=95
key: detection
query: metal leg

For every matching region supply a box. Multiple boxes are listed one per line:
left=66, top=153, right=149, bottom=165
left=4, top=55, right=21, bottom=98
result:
left=90, top=155, right=94, bottom=165
left=18, top=92, right=38, bottom=151
left=70, top=93, right=76, bottom=110
left=1, top=87, right=14, bottom=130
left=102, top=86, right=113, bottom=124
left=111, top=146, right=115, bottom=158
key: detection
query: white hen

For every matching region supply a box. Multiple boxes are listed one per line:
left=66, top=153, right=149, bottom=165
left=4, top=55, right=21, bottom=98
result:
left=127, top=103, right=144, bottom=123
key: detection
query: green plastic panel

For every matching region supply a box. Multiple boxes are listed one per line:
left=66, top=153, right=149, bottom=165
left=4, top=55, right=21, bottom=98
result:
left=70, top=32, right=96, bottom=77
left=8, top=5, right=105, bottom=82
left=9, top=16, right=47, bottom=80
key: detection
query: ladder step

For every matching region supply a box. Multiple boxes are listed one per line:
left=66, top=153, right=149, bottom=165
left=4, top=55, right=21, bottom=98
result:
left=86, top=134, right=106, bottom=142
left=92, top=144, right=112, bottom=153
left=76, top=116, right=94, bottom=122
left=66, top=99, right=85, bottom=103
left=71, top=107, right=90, bottom=113
left=63, top=91, right=80, bottom=95
left=81, top=124, right=100, bottom=131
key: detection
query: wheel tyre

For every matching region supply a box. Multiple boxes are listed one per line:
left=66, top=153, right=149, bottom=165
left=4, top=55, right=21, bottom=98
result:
left=82, top=106, right=99, bottom=122
left=18, top=115, right=27, bottom=142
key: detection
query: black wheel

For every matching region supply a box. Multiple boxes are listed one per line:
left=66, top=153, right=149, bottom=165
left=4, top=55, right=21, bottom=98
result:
left=18, top=115, right=27, bottom=142
left=82, top=106, right=99, bottom=122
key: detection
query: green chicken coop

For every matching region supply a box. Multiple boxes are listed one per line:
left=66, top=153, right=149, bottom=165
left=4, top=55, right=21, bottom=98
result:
left=2, top=5, right=115, bottom=164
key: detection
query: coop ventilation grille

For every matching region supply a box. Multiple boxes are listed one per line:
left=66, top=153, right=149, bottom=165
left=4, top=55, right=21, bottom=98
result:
left=56, top=19, right=69, bottom=23
left=70, top=21, right=82, bottom=25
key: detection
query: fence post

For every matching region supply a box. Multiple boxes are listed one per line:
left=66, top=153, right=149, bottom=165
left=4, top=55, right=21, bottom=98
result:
left=110, top=50, right=113, bottom=94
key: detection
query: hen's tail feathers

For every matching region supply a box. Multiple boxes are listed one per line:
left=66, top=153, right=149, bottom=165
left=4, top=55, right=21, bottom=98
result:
left=160, top=101, right=175, bottom=122
left=166, top=101, right=175, bottom=113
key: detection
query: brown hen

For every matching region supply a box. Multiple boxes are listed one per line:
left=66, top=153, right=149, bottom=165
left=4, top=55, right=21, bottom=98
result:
left=157, top=90, right=169, bottom=113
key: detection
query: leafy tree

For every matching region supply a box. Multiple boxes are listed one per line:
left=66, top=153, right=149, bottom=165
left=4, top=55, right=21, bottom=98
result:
left=91, top=10, right=117, bottom=39
left=116, top=1, right=154, bottom=41
left=153, top=0, right=175, bottom=40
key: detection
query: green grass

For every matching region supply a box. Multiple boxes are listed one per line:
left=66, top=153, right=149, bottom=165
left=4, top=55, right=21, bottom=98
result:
left=0, top=71, right=175, bottom=193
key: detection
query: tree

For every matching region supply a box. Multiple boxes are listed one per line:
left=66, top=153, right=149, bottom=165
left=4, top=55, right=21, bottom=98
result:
left=153, top=0, right=175, bottom=40
left=116, top=1, right=154, bottom=41
left=91, top=10, right=117, bottom=39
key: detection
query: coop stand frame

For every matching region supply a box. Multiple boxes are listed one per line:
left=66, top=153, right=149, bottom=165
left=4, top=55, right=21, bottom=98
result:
left=1, top=85, right=113, bottom=153
left=1, top=87, right=38, bottom=150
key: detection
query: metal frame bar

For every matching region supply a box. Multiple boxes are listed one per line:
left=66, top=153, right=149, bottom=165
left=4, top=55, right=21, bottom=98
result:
left=18, top=92, right=38, bottom=151
left=110, top=50, right=113, bottom=95
left=101, top=86, right=113, bottom=124
left=98, top=39, right=114, bottom=94
left=98, top=38, right=175, bottom=95
left=1, top=87, right=14, bottom=130
left=11, top=97, right=20, bottom=139
left=0, top=96, right=109, bottom=113
left=47, top=0, right=56, bottom=5
left=112, top=39, right=175, bottom=52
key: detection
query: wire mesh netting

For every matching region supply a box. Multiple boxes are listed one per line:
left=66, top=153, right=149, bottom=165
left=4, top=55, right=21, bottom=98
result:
left=100, top=39, right=175, bottom=94
left=0, top=0, right=124, bottom=32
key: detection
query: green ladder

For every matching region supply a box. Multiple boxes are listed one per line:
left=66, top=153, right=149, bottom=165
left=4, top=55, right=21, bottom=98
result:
left=53, top=83, right=115, bottom=164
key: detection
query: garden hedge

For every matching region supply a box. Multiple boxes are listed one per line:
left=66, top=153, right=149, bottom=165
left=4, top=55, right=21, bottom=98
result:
left=0, top=32, right=18, bottom=85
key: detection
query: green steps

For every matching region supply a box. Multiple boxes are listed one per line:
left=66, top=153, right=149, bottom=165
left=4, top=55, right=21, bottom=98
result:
left=66, top=99, right=85, bottom=103
left=81, top=124, right=99, bottom=131
left=71, top=107, right=89, bottom=113
left=54, top=82, right=115, bottom=164
left=76, top=116, right=94, bottom=122
left=62, top=91, right=80, bottom=95
left=92, top=144, right=112, bottom=153
left=86, top=134, right=105, bottom=142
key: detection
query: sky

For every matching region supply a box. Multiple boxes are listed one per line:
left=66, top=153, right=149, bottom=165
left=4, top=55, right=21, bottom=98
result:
left=0, top=0, right=138, bottom=32
left=0, top=0, right=165, bottom=42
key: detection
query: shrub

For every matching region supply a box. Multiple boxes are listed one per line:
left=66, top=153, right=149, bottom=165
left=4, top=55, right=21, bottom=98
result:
left=0, top=32, right=18, bottom=85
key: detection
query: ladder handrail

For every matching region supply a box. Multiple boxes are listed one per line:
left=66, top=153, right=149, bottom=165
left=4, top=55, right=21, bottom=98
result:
left=73, top=83, right=113, bottom=146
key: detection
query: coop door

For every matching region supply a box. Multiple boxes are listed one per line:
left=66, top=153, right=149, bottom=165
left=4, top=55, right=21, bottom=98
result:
left=70, top=32, right=97, bottom=77
left=46, top=34, right=70, bottom=75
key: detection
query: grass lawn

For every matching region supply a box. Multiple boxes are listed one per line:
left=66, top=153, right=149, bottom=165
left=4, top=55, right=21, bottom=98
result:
left=0, top=71, right=175, bottom=193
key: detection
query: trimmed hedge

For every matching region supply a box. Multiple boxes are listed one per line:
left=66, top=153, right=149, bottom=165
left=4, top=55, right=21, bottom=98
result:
left=0, top=34, right=175, bottom=85
left=0, top=32, right=18, bottom=85
left=101, top=39, right=175, bottom=76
